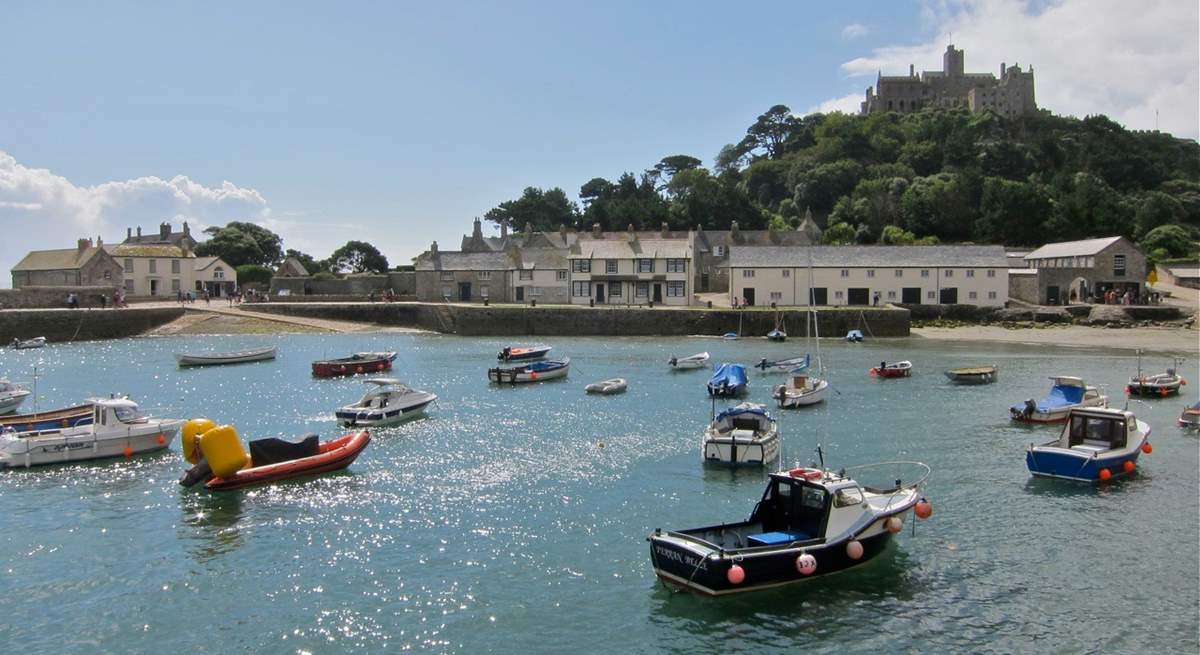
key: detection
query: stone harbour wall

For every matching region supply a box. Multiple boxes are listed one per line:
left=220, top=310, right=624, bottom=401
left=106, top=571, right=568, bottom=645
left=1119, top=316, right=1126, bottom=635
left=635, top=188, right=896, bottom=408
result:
left=0, top=285, right=120, bottom=309
left=0, top=307, right=185, bottom=343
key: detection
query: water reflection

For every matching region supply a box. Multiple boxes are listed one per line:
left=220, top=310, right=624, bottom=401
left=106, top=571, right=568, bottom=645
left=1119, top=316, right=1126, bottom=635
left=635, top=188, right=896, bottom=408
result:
left=178, top=489, right=244, bottom=563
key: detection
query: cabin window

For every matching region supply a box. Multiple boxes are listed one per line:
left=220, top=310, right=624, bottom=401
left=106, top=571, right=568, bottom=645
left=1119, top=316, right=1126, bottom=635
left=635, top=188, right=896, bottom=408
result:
left=833, top=487, right=864, bottom=507
left=799, top=486, right=826, bottom=510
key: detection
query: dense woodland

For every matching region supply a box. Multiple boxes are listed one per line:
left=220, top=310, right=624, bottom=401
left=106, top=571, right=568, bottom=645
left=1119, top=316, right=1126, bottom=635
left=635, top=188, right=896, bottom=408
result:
left=484, top=107, right=1200, bottom=261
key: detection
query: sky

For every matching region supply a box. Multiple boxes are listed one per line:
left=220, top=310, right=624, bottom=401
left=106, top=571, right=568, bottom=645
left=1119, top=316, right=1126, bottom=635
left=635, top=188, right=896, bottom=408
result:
left=1, top=0, right=1197, bottom=284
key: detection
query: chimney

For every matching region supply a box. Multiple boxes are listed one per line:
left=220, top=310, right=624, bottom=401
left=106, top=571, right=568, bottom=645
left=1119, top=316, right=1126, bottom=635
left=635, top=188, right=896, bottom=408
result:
left=661, top=222, right=669, bottom=238
left=559, top=224, right=567, bottom=239
left=160, top=222, right=171, bottom=240
left=137, top=226, right=142, bottom=238
left=909, top=64, right=915, bottom=77
left=730, top=220, right=740, bottom=240
left=627, top=224, right=637, bottom=242
left=593, top=223, right=601, bottom=238
left=183, top=221, right=190, bottom=236
left=97, top=235, right=103, bottom=246
left=126, top=227, right=132, bottom=240
left=472, top=217, right=483, bottom=239
left=77, top=238, right=92, bottom=253
left=430, top=240, right=438, bottom=254
left=500, top=221, right=508, bottom=239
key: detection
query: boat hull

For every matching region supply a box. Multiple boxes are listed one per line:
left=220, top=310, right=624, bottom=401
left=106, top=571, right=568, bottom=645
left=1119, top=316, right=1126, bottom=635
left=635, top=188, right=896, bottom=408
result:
left=488, top=361, right=570, bottom=384
left=945, top=369, right=997, bottom=384
left=774, top=380, right=829, bottom=407
left=0, top=391, right=31, bottom=415
left=1127, top=380, right=1182, bottom=397
left=205, top=431, right=370, bottom=490
left=498, top=346, right=551, bottom=362
left=0, top=421, right=181, bottom=469
left=702, top=432, right=779, bottom=465
left=176, top=347, right=277, bottom=367
left=312, top=354, right=395, bottom=378
left=0, top=404, right=94, bottom=432
left=1010, top=397, right=1108, bottom=423
left=1026, top=446, right=1143, bottom=482
left=870, top=368, right=911, bottom=378
left=336, top=399, right=434, bottom=427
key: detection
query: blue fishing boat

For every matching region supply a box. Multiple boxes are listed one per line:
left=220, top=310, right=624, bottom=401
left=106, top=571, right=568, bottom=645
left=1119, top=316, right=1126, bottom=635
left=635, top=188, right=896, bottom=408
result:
left=488, top=358, right=570, bottom=384
left=707, top=364, right=748, bottom=397
left=1010, top=376, right=1107, bottom=423
left=0, top=402, right=94, bottom=432
left=1026, top=407, right=1151, bottom=483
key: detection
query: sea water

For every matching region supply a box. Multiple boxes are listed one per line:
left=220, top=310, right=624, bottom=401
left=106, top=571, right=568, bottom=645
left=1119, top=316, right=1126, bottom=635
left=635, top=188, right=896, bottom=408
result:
left=1, top=334, right=1197, bottom=653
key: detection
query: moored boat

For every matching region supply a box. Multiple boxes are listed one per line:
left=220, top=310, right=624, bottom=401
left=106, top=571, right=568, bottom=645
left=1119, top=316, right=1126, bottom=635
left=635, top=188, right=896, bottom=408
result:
left=869, top=361, right=912, bottom=378
left=0, top=402, right=95, bottom=432
left=0, top=397, right=182, bottom=469
left=1026, top=407, right=1151, bottom=482
left=766, top=329, right=786, bottom=342
left=1126, top=354, right=1186, bottom=398
left=648, top=461, right=932, bottom=595
left=498, top=345, right=552, bottom=362
left=9, top=336, right=46, bottom=350
left=335, top=378, right=437, bottom=427
left=668, top=352, right=710, bottom=370
left=773, top=373, right=829, bottom=408
left=488, top=358, right=570, bottom=384
left=175, top=346, right=277, bottom=367
left=707, top=363, right=748, bottom=397
left=585, top=378, right=627, bottom=395
left=1010, top=376, right=1107, bottom=423
left=945, top=366, right=998, bottom=384
left=0, top=380, right=32, bottom=415
left=702, top=402, right=778, bottom=465
left=312, top=351, right=397, bottom=378
left=755, top=354, right=810, bottom=374
left=845, top=330, right=864, bottom=343
left=1179, top=402, right=1200, bottom=428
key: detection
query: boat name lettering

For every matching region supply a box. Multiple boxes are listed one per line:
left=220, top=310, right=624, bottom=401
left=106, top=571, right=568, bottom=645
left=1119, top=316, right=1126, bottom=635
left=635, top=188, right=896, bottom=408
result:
left=654, top=545, right=707, bottom=570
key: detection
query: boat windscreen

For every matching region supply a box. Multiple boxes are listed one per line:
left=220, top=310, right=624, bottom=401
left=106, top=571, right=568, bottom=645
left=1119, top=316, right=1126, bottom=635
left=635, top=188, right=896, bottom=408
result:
left=1045, top=384, right=1085, bottom=407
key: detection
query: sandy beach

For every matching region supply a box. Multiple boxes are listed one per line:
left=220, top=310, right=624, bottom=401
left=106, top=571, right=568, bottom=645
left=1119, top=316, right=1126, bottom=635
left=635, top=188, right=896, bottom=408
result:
left=913, top=324, right=1198, bottom=354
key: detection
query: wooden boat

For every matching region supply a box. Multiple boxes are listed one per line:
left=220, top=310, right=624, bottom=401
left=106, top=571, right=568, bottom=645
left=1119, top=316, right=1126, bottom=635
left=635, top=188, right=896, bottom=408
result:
left=1127, top=354, right=1186, bottom=397
left=0, top=403, right=94, bottom=432
left=702, top=402, right=778, bottom=465
left=0, top=397, right=182, bottom=469
left=488, top=358, right=570, bottom=384
left=312, top=351, right=397, bottom=378
left=9, top=336, right=46, bottom=350
left=754, top=354, right=809, bottom=374
left=707, top=364, right=748, bottom=397
left=1026, top=407, right=1151, bottom=482
left=1010, top=376, right=1107, bottom=423
left=1179, top=401, right=1200, bottom=428
left=869, top=361, right=912, bottom=378
left=498, top=345, right=551, bottom=362
left=668, top=352, right=710, bottom=370
left=585, top=378, right=627, bottom=395
left=0, top=380, right=31, bottom=415
left=648, top=460, right=932, bottom=595
left=336, top=378, right=437, bottom=427
left=183, top=431, right=371, bottom=491
left=175, top=346, right=277, bottom=367
left=945, top=366, right=998, bottom=384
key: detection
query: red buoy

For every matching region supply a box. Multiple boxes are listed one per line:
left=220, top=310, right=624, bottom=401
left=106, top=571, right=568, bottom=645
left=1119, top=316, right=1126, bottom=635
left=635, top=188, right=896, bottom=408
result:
left=1098, top=468, right=1112, bottom=481
left=1123, top=460, right=1135, bottom=474
left=1142, top=442, right=1153, bottom=454
left=914, top=499, right=933, bottom=520
left=726, top=564, right=745, bottom=585
left=122, top=446, right=134, bottom=458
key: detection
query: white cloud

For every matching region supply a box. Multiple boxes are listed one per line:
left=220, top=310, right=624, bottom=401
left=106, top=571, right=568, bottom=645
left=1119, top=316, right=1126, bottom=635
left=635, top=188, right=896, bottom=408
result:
left=0, top=151, right=271, bottom=285
left=824, top=0, right=1199, bottom=138
left=806, top=93, right=865, bottom=115
left=841, top=23, right=870, bottom=40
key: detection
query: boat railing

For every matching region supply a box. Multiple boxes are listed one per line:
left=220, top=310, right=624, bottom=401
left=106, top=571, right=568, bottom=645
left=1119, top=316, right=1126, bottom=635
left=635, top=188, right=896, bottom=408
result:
left=843, top=461, right=931, bottom=511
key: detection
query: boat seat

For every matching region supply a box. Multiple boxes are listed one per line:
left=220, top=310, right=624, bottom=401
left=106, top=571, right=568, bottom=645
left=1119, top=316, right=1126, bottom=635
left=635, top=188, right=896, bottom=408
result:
left=747, top=530, right=812, bottom=547
left=248, top=434, right=320, bottom=466
left=1073, top=443, right=1109, bottom=454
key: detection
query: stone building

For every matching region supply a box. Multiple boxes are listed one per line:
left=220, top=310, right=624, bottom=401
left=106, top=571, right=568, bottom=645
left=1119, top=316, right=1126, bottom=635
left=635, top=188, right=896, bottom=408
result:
left=566, top=229, right=693, bottom=306
left=413, top=243, right=511, bottom=302
left=123, top=221, right=199, bottom=250
left=106, top=243, right=197, bottom=297
left=11, top=238, right=124, bottom=288
left=860, top=45, right=1036, bottom=118
left=193, top=256, right=238, bottom=297
left=1016, top=236, right=1146, bottom=305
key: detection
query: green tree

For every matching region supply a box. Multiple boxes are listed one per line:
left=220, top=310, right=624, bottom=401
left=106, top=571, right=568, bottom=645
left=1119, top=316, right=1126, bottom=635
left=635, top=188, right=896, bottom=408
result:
left=654, top=155, right=703, bottom=181
left=327, top=241, right=389, bottom=274
left=880, top=225, right=917, bottom=245
left=1046, top=173, right=1134, bottom=240
left=667, top=168, right=764, bottom=230
left=1134, top=191, right=1184, bottom=238
left=579, top=173, right=669, bottom=230
left=195, top=222, right=284, bottom=267
left=900, top=173, right=972, bottom=242
left=974, top=178, right=1053, bottom=245
left=821, top=222, right=856, bottom=245
left=235, top=264, right=272, bottom=286
left=485, top=187, right=580, bottom=232
left=792, top=159, right=863, bottom=214
left=1140, top=224, right=1198, bottom=259
left=737, top=104, right=802, bottom=159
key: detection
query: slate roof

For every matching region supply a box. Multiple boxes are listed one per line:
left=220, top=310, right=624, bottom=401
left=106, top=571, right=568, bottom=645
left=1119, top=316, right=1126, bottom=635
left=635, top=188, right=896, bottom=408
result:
left=414, top=251, right=510, bottom=271
left=571, top=238, right=691, bottom=260
left=1024, top=237, right=1124, bottom=261
left=12, top=247, right=105, bottom=271
left=728, top=245, right=1009, bottom=268
left=512, top=248, right=567, bottom=270
left=275, top=257, right=310, bottom=277
left=105, top=244, right=192, bottom=258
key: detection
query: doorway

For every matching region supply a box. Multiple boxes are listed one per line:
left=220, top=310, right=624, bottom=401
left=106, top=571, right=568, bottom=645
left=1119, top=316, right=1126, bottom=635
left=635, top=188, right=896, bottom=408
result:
left=596, top=283, right=605, bottom=303
left=742, top=288, right=756, bottom=306
left=458, top=282, right=472, bottom=301
left=652, top=284, right=662, bottom=303
left=901, top=287, right=921, bottom=304
left=516, top=287, right=524, bottom=302
left=847, top=288, right=869, bottom=305
left=939, top=287, right=958, bottom=304
left=149, top=279, right=159, bottom=296
left=809, top=288, right=827, bottom=305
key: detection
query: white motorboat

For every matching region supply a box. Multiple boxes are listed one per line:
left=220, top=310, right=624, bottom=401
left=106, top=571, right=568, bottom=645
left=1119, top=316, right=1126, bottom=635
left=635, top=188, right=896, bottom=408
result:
left=585, top=378, right=627, bottom=395
left=773, top=373, right=830, bottom=408
left=754, top=354, right=810, bottom=374
left=1127, top=353, right=1186, bottom=398
left=175, top=346, right=278, bottom=367
left=488, top=358, right=570, bottom=384
left=668, top=352, right=710, bottom=370
left=0, top=397, right=183, bottom=468
left=1010, top=376, right=1108, bottom=423
left=335, top=378, right=437, bottom=427
left=0, top=380, right=32, bottom=415
left=10, top=337, right=46, bottom=349
left=702, top=402, right=779, bottom=466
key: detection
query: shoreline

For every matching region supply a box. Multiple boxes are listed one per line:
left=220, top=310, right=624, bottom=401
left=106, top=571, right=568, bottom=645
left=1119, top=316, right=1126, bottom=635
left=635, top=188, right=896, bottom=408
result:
left=912, top=324, right=1197, bottom=354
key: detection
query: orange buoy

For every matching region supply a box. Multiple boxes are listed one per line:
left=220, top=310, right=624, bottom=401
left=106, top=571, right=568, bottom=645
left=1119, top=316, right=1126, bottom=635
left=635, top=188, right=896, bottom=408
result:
left=726, top=564, right=745, bottom=585
left=1160, top=388, right=1169, bottom=397
left=1122, top=460, right=1135, bottom=473
left=1098, top=468, right=1112, bottom=481
left=530, top=371, right=538, bottom=381
left=156, top=434, right=166, bottom=445
left=885, top=517, right=903, bottom=534
left=796, top=553, right=817, bottom=575
left=1142, top=442, right=1152, bottom=454
left=122, top=446, right=134, bottom=458
left=914, top=498, right=933, bottom=520
left=846, top=540, right=864, bottom=560
left=357, top=366, right=364, bottom=373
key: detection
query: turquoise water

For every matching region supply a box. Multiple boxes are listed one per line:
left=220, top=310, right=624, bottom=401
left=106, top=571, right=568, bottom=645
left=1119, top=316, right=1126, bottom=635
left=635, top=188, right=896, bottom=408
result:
left=1, top=334, right=1197, bottom=654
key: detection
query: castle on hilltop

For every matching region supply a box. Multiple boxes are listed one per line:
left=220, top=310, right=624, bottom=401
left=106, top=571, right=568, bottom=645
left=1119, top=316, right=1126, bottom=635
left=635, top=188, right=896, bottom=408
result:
left=860, top=45, right=1036, bottom=118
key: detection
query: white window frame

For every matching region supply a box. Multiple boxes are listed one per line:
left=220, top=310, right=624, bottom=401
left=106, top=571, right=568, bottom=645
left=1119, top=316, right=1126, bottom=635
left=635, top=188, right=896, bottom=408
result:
left=610, top=281, right=622, bottom=297
left=519, top=270, right=533, bottom=281
left=867, top=269, right=875, bottom=278
left=742, top=270, right=755, bottom=278
left=635, top=282, right=649, bottom=297
left=572, top=260, right=591, bottom=273
left=966, top=269, right=975, bottom=278
left=895, top=269, right=903, bottom=278
left=782, top=269, right=790, bottom=278
left=441, top=271, right=454, bottom=281
left=921, top=269, right=930, bottom=278
left=987, top=269, right=996, bottom=278
left=637, top=259, right=654, bottom=274
left=480, top=284, right=490, bottom=298
left=768, top=291, right=782, bottom=301
left=606, top=259, right=618, bottom=274
left=988, top=291, right=997, bottom=299
left=968, top=291, right=977, bottom=300
left=840, top=269, right=849, bottom=278
left=572, top=281, right=591, bottom=297
left=667, top=281, right=686, bottom=297
left=557, top=270, right=567, bottom=281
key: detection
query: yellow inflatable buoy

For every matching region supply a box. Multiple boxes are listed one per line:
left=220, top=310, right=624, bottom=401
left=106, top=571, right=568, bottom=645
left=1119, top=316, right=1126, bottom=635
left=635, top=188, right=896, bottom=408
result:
left=181, top=418, right=217, bottom=464
left=199, top=425, right=248, bottom=478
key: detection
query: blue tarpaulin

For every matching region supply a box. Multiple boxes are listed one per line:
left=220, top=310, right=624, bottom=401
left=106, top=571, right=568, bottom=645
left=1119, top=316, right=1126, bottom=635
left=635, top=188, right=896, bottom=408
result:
left=709, top=364, right=748, bottom=391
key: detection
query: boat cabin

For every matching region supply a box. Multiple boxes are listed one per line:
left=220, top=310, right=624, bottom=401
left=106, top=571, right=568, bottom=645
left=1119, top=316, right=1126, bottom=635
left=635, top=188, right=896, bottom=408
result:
left=710, top=405, right=773, bottom=436
left=1059, top=408, right=1134, bottom=452
left=90, top=398, right=147, bottom=429
left=356, top=379, right=414, bottom=407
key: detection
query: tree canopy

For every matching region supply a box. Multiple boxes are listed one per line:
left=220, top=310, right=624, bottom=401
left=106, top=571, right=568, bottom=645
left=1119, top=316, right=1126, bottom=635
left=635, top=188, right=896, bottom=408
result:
left=328, top=240, right=389, bottom=274
left=194, top=222, right=285, bottom=267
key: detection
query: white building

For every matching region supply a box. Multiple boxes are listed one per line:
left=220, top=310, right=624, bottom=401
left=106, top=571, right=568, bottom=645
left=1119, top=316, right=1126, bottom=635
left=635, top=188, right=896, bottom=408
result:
left=728, top=245, right=1009, bottom=307
left=107, top=244, right=197, bottom=297
left=194, top=256, right=238, bottom=297
left=567, top=235, right=693, bottom=306
left=509, top=248, right=569, bottom=304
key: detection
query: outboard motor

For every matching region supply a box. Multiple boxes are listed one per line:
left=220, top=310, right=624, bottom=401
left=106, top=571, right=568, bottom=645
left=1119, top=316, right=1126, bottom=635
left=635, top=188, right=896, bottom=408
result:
left=668, top=356, right=677, bottom=367
left=758, top=358, right=768, bottom=370
left=1023, top=398, right=1036, bottom=419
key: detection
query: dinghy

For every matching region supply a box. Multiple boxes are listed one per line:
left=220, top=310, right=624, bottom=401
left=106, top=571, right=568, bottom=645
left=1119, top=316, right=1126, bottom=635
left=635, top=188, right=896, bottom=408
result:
left=336, top=378, right=437, bottom=427
left=585, top=378, right=627, bottom=395
left=869, top=361, right=912, bottom=378
left=0, top=402, right=94, bottom=432
left=701, top=402, right=778, bottom=465
left=175, top=346, right=277, bottom=367
left=488, top=358, right=570, bottom=384
left=0, top=380, right=31, bottom=415
left=312, top=352, right=397, bottom=378
left=1179, top=401, right=1200, bottom=428
left=648, top=459, right=932, bottom=595
left=944, top=366, right=998, bottom=384
left=668, top=352, right=710, bottom=370
left=498, top=345, right=552, bottom=362
left=766, top=329, right=786, bottom=342
left=1026, top=407, right=1151, bottom=483
left=1127, top=353, right=1186, bottom=397
left=754, top=354, right=810, bottom=374
left=844, top=330, right=864, bottom=343
left=1010, top=376, right=1107, bottom=423
left=773, top=373, right=829, bottom=408
left=9, top=336, right=45, bottom=350
left=707, top=364, right=748, bottom=397
left=0, top=397, right=182, bottom=469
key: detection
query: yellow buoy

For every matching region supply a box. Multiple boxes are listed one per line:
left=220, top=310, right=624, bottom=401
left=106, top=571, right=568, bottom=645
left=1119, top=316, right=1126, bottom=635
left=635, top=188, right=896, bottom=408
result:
left=181, top=418, right=217, bottom=464
left=199, top=425, right=248, bottom=478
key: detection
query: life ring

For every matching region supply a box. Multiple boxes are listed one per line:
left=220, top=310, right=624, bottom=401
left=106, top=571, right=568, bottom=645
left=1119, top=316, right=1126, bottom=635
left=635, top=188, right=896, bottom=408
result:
left=788, top=467, right=823, bottom=481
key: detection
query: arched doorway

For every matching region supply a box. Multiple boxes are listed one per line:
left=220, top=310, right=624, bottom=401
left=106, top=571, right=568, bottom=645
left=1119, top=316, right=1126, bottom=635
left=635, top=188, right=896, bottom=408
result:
left=1070, top=277, right=1090, bottom=303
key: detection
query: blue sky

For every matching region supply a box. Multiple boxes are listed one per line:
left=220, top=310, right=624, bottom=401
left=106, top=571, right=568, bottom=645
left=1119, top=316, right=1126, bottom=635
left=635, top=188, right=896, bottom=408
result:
left=1, top=1, right=1196, bottom=280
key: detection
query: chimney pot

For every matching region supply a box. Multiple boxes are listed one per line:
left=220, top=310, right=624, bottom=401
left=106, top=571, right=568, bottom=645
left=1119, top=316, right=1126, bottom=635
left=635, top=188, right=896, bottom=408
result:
left=127, top=227, right=132, bottom=240
left=77, top=238, right=90, bottom=253
left=137, top=226, right=142, bottom=238
left=431, top=241, right=438, bottom=254
left=661, top=222, right=669, bottom=238
left=592, top=223, right=601, bottom=237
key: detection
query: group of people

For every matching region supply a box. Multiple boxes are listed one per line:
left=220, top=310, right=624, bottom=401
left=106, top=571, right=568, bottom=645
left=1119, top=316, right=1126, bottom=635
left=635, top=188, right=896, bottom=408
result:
left=1094, top=288, right=1157, bottom=306
left=175, top=289, right=215, bottom=305
left=64, top=290, right=128, bottom=309
left=730, top=296, right=750, bottom=309
left=368, top=288, right=399, bottom=302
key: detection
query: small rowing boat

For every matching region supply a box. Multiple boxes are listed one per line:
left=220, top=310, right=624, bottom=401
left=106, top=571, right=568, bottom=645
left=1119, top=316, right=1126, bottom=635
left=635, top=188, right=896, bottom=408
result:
left=175, top=346, right=277, bottom=367
left=9, top=337, right=45, bottom=350
left=754, top=354, right=810, bottom=374
left=0, top=402, right=94, bottom=432
left=669, top=352, right=710, bottom=369
left=488, top=358, right=570, bottom=384
left=869, top=361, right=912, bottom=378
left=585, top=378, right=627, bottom=395
left=312, top=352, right=397, bottom=378
left=498, top=345, right=552, bottom=362
left=945, top=366, right=997, bottom=384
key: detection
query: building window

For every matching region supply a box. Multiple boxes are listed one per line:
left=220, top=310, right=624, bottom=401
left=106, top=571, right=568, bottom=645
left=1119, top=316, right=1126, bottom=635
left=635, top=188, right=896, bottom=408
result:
left=479, top=285, right=489, bottom=298
left=666, top=259, right=687, bottom=273
left=966, top=269, right=975, bottom=278
left=988, top=291, right=997, bottom=299
left=610, top=281, right=622, bottom=297
left=638, top=259, right=654, bottom=273
left=572, top=281, right=591, bottom=297
left=895, top=269, right=903, bottom=278
left=172, top=260, right=181, bottom=274
left=944, top=269, right=953, bottom=278
left=968, top=291, right=978, bottom=300
left=214, top=267, right=224, bottom=279
left=667, top=281, right=686, bottom=297
left=124, top=258, right=133, bottom=272
left=103, top=270, right=112, bottom=280
left=769, top=291, right=782, bottom=301
left=834, top=290, right=844, bottom=299
left=125, top=279, right=134, bottom=292
left=478, top=270, right=492, bottom=280
left=714, top=246, right=725, bottom=257
left=927, top=290, right=936, bottom=299
left=530, top=287, right=543, bottom=297
left=606, top=259, right=618, bottom=274
left=572, top=260, right=591, bottom=273
left=519, top=270, right=533, bottom=281
left=149, top=260, right=157, bottom=274
left=636, top=282, right=649, bottom=297
left=557, top=270, right=567, bottom=281
left=441, top=271, right=454, bottom=281
left=742, top=270, right=755, bottom=278
left=1113, top=255, right=1126, bottom=277
left=442, top=286, right=452, bottom=299
left=782, top=269, right=790, bottom=278
left=987, top=269, right=995, bottom=278
left=921, top=269, right=930, bottom=278
left=887, top=291, right=896, bottom=299
left=867, top=269, right=875, bottom=278
left=840, top=269, right=849, bottom=277
left=171, top=279, right=180, bottom=292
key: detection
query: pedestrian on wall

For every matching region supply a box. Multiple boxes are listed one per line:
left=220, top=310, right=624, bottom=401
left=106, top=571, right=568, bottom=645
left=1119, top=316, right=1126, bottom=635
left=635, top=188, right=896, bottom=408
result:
left=99, top=294, right=107, bottom=309
left=873, top=292, right=880, bottom=306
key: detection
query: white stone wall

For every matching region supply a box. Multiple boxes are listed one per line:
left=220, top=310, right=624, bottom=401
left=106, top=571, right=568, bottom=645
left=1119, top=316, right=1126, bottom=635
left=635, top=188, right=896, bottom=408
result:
left=729, top=265, right=1008, bottom=307
left=567, top=256, right=691, bottom=306
left=120, top=256, right=197, bottom=297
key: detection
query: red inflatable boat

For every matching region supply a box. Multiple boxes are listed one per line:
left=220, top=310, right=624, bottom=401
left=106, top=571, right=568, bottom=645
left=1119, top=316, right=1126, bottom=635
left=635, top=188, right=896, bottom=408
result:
left=204, top=431, right=371, bottom=491
left=869, top=360, right=913, bottom=378
left=311, top=352, right=397, bottom=378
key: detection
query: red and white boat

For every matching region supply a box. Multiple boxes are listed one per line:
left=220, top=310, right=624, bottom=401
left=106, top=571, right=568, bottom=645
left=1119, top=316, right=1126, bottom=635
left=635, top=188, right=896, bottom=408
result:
left=180, top=430, right=371, bottom=491
left=311, top=352, right=397, bottom=378
left=869, top=361, right=912, bottom=379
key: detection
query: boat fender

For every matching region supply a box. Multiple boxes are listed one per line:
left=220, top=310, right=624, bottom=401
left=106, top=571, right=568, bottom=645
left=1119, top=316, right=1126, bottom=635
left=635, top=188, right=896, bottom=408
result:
left=122, top=446, right=133, bottom=458
left=178, top=458, right=214, bottom=488
left=726, top=564, right=745, bottom=585
left=182, top=418, right=217, bottom=464
left=1141, top=442, right=1152, bottom=454
left=914, top=498, right=933, bottom=519
left=796, top=553, right=817, bottom=575
left=1098, top=468, right=1112, bottom=481
left=846, top=540, right=864, bottom=560
left=885, top=517, right=903, bottom=534
left=1123, top=460, right=1135, bottom=473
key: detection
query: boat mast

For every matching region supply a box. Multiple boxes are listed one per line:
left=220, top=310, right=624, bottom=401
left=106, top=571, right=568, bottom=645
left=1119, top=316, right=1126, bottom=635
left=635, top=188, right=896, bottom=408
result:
left=807, top=250, right=822, bottom=373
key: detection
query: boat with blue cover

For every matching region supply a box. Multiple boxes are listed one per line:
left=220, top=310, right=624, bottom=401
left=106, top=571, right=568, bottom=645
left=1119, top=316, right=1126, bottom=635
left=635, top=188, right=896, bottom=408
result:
left=702, top=402, right=778, bottom=465
left=845, top=330, right=864, bottom=343
left=488, top=358, right=570, bottom=384
left=1010, top=376, right=1107, bottom=423
left=754, top=354, right=809, bottom=374
left=707, top=364, right=748, bottom=397
left=1026, top=407, right=1151, bottom=482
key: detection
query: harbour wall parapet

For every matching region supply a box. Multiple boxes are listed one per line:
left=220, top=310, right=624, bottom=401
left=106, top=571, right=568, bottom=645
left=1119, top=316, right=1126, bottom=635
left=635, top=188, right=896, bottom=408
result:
left=239, top=302, right=911, bottom=337
left=0, top=285, right=120, bottom=309
left=0, top=307, right=185, bottom=343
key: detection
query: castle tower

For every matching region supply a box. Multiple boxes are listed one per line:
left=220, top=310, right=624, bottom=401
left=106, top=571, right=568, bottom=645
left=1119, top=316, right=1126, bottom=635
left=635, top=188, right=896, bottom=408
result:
left=943, top=45, right=964, bottom=77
